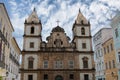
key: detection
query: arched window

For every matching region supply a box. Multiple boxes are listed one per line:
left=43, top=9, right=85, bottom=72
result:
left=31, top=27, right=34, bottom=34
left=28, top=56, right=34, bottom=69
left=81, top=27, right=85, bottom=35
left=82, top=57, right=88, bottom=68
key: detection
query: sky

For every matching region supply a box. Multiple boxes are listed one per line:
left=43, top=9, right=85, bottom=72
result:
left=0, top=0, right=120, bottom=50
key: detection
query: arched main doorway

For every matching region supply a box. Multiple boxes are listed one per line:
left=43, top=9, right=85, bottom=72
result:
left=55, top=75, right=63, bottom=80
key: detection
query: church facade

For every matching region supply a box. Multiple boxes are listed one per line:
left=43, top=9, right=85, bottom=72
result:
left=20, top=9, right=95, bottom=80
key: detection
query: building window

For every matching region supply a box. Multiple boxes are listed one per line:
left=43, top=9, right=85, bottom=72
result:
left=3, top=27, right=5, bottom=35
left=118, top=52, right=120, bottom=62
left=69, top=74, right=74, bottom=80
left=107, top=46, right=109, bottom=53
left=0, top=20, right=2, bottom=28
left=30, top=42, right=34, bottom=48
left=104, top=47, right=106, bottom=54
left=81, top=27, right=85, bottom=35
left=44, top=60, right=48, bottom=68
left=82, top=43, right=86, bottom=49
left=28, top=75, right=33, bottom=80
left=69, top=60, right=74, bottom=69
left=54, top=61, right=63, bottom=69
left=31, top=27, right=34, bottom=34
left=84, top=74, right=89, bottom=80
left=28, top=57, right=34, bottom=69
left=106, top=62, right=108, bottom=69
left=110, top=43, right=113, bottom=51
left=115, top=28, right=119, bottom=38
left=82, top=57, right=88, bottom=68
left=44, top=74, right=48, bottom=80
left=112, top=60, right=115, bottom=68
left=109, top=61, right=111, bottom=69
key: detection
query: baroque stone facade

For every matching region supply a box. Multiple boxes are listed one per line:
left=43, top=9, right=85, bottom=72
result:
left=20, top=9, right=95, bottom=80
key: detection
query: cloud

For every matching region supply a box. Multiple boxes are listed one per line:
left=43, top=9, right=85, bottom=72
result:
left=3, top=0, right=120, bottom=49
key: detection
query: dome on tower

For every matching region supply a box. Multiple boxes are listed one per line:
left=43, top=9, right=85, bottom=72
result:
left=52, top=26, right=65, bottom=32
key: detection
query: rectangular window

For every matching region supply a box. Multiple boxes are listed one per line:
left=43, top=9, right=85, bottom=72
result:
left=118, top=53, right=120, bottom=62
left=83, top=60, right=88, bottom=68
left=107, top=46, right=109, bottom=53
left=82, top=43, right=86, bottom=49
left=98, top=50, right=100, bottom=57
left=54, top=61, right=63, bottom=69
left=44, top=60, right=48, bottom=68
left=44, top=74, right=48, bottom=80
left=84, top=74, right=89, bottom=80
left=104, top=47, right=106, bottom=54
left=28, top=75, right=33, bottom=80
left=69, top=74, right=74, bottom=80
left=109, top=61, right=111, bottom=69
left=69, top=60, right=74, bottom=69
left=0, top=21, right=2, bottom=29
left=112, top=60, right=115, bottom=68
left=110, top=43, right=113, bottom=51
left=28, top=60, right=33, bottom=69
left=115, top=28, right=119, bottom=38
left=106, top=63, right=108, bottom=69
left=30, top=42, right=34, bottom=48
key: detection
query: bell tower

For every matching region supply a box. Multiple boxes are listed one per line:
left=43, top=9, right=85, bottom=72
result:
left=23, top=8, right=42, bottom=51
left=72, top=9, right=92, bottom=52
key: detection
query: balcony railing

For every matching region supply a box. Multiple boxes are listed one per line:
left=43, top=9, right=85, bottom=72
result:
left=9, top=53, right=19, bottom=66
left=0, top=30, right=7, bottom=44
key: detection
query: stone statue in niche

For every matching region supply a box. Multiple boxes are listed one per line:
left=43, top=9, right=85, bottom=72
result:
left=54, top=39, right=63, bottom=47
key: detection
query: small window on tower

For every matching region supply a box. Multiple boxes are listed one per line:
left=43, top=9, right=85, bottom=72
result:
left=84, top=74, right=89, bottom=80
left=28, top=75, right=33, bottom=80
left=30, top=42, right=34, bottom=48
left=81, top=27, right=85, bottom=35
left=31, top=27, right=34, bottom=34
left=82, top=57, right=88, bottom=68
left=82, top=43, right=86, bottom=49
left=69, top=74, right=74, bottom=80
left=44, top=74, right=48, bottom=80
left=28, top=57, right=34, bottom=69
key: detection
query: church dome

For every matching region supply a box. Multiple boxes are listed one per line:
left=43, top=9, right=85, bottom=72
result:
left=52, top=26, right=64, bottom=32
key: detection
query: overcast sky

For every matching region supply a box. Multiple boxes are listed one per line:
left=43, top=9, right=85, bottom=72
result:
left=0, top=0, right=120, bottom=49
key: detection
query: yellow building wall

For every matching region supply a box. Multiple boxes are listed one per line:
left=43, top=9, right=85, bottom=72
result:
left=103, top=38, right=118, bottom=80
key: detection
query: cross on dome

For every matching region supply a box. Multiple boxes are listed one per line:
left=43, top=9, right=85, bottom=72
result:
left=56, top=20, right=60, bottom=26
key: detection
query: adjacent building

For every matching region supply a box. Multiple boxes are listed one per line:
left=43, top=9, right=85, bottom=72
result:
left=8, top=37, right=21, bottom=80
left=102, top=35, right=118, bottom=80
left=20, top=9, right=95, bottom=80
left=93, top=28, right=113, bottom=80
left=0, top=3, right=21, bottom=80
left=111, top=12, right=120, bottom=80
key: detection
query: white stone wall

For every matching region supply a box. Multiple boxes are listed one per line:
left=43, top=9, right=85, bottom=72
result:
left=24, top=73, right=37, bottom=80
left=79, top=54, right=92, bottom=69
left=24, top=37, right=40, bottom=51
left=77, top=39, right=92, bottom=51
left=24, top=54, right=38, bottom=69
